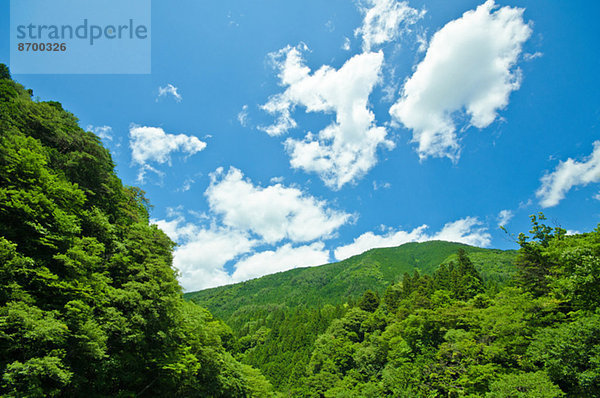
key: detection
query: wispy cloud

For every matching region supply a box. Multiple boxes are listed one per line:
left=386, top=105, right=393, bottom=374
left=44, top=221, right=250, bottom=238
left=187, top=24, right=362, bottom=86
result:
left=373, top=181, right=391, bottom=190
left=497, top=209, right=514, bottom=227
left=237, top=104, right=249, bottom=127
left=537, top=141, right=600, bottom=207
left=87, top=125, right=113, bottom=141
left=341, top=37, right=351, bottom=51
left=157, top=84, right=182, bottom=102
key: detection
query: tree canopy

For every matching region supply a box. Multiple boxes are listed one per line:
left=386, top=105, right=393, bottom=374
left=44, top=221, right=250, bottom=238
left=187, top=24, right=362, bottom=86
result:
left=0, top=65, right=276, bottom=397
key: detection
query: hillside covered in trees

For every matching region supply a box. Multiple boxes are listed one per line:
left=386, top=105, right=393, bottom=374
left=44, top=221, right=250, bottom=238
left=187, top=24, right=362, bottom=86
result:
left=186, top=241, right=517, bottom=319
left=0, top=66, right=276, bottom=397
left=2, top=66, right=600, bottom=397
left=191, top=217, right=600, bottom=397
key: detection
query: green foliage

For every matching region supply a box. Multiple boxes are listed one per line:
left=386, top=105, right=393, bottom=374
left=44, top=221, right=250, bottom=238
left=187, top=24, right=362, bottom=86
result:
left=0, top=66, right=274, bottom=397
left=211, top=216, right=600, bottom=397
left=186, top=240, right=514, bottom=393
left=0, top=64, right=10, bottom=80
left=527, top=312, right=600, bottom=396
left=358, top=290, right=380, bottom=312
left=2, top=355, right=72, bottom=398
left=486, top=371, right=564, bottom=398
left=187, top=241, right=517, bottom=320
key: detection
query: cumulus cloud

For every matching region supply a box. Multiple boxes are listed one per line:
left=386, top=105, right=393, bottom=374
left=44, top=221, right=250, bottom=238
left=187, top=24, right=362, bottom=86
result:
left=87, top=125, right=113, bottom=141
left=390, top=0, right=532, bottom=160
left=261, top=45, right=394, bottom=189
left=230, top=242, right=330, bottom=283
left=497, top=209, right=514, bottom=227
left=355, top=0, right=425, bottom=51
left=334, top=217, right=491, bottom=260
left=536, top=141, right=600, bottom=207
left=152, top=167, right=352, bottom=290
left=157, top=84, right=182, bottom=102
left=129, top=125, right=206, bottom=182
left=173, top=228, right=256, bottom=290
left=153, top=213, right=257, bottom=290
left=206, top=167, right=351, bottom=243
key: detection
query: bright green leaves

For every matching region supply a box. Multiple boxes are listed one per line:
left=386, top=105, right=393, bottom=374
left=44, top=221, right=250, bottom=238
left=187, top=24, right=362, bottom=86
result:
left=2, top=356, right=72, bottom=398
left=0, top=66, right=275, bottom=397
left=486, top=371, right=564, bottom=398
left=527, top=312, right=600, bottom=396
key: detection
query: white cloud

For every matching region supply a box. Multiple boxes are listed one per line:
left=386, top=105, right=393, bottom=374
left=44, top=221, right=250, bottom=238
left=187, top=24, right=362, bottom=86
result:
left=334, top=217, right=491, bottom=260
left=497, top=209, right=514, bottom=227
left=206, top=167, right=351, bottom=243
left=261, top=45, right=394, bottom=189
left=355, top=0, right=425, bottom=52
left=325, top=20, right=335, bottom=32
left=129, top=125, right=206, bottom=182
left=390, top=0, right=532, bottom=160
left=524, top=51, right=543, bottom=61
left=178, top=178, right=195, bottom=192
left=237, top=104, right=249, bottom=127
left=342, top=37, right=351, bottom=51
left=174, top=227, right=256, bottom=291
left=152, top=214, right=257, bottom=291
left=536, top=141, right=600, bottom=207
left=433, top=217, right=491, bottom=246
left=373, top=180, right=391, bottom=190
left=157, top=84, right=182, bottom=102
left=518, top=199, right=532, bottom=209
left=334, top=225, right=428, bottom=260
left=231, top=242, right=330, bottom=283
left=152, top=166, right=353, bottom=291
left=87, top=125, right=113, bottom=141
left=416, top=31, right=428, bottom=53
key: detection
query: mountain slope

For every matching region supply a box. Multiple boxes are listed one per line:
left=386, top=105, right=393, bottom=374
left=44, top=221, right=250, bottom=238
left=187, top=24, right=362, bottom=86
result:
left=0, top=65, right=275, bottom=397
left=186, top=240, right=517, bottom=319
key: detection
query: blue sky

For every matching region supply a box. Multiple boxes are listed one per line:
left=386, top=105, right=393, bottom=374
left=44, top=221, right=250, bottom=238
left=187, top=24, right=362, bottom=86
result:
left=2, top=0, right=600, bottom=291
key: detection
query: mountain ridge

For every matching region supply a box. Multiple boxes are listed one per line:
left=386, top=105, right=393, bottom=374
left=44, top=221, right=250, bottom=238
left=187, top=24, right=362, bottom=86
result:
left=185, top=240, right=517, bottom=319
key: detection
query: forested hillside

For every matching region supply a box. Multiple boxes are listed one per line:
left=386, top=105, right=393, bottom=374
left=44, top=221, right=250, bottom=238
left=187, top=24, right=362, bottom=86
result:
left=186, top=241, right=517, bottom=319
left=186, top=242, right=519, bottom=392
left=189, top=217, right=600, bottom=397
left=281, top=218, right=600, bottom=397
left=0, top=65, right=276, bottom=397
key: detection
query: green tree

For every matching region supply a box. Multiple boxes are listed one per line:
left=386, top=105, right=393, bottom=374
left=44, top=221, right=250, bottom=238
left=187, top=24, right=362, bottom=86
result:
left=359, top=290, right=380, bottom=313
left=486, top=371, right=564, bottom=398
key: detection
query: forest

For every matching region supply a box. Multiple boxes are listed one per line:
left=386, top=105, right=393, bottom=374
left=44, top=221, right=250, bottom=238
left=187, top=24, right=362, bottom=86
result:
left=1, top=65, right=600, bottom=397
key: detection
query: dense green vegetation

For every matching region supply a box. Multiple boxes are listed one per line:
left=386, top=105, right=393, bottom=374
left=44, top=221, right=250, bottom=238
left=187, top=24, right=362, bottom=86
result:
left=188, top=241, right=518, bottom=392
left=196, top=215, right=600, bottom=397
left=0, top=65, right=276, bottom=397
left=186, top=241, right=517, bottom=319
